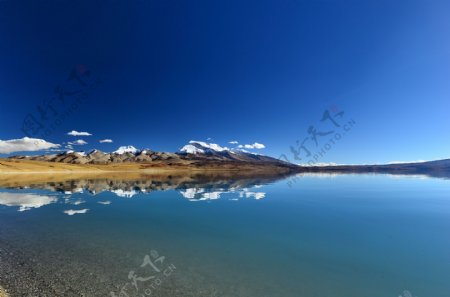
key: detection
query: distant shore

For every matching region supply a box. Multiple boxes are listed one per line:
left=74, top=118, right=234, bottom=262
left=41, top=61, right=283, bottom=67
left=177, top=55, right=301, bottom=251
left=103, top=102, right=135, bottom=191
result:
left=1, top=158, right=449, bottom=180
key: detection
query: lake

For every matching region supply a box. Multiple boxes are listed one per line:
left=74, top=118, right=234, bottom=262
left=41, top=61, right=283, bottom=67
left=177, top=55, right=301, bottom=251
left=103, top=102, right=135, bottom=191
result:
left=0, top=173, right=449, bottom=297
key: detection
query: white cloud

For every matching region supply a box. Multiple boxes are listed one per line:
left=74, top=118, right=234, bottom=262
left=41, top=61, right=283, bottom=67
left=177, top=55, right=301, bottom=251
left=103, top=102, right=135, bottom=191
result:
left=229, top=141, right=239, bottom=144
left=64, top=209, right=89, bottom=216
left=0, top=137, right=60, bottom=154
left=250, top=143, right=265, bottom=149
left=98, top=201, right=111, bottom=205
left=68, top=139, right=88, bottom=146
left=99, top=139, right=113, bottom=143
left=71, top=200, right=85, bottom=205
left=67, top=130, right=92, bottom=136
left=237, top=142, right=265, bottom=149
left=388, top=160, right=428, bottom=164
left=0, top=192, right=57, bottom=211
left=46, top=148, right=64, bottom=152
left=244, top=192, right=266, bottom=200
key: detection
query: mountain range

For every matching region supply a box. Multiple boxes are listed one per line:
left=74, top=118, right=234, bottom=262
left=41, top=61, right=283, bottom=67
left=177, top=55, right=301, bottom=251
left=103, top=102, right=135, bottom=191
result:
left=9, top=141, right=289, bottom=166
left=3, top=140, right=450, bottom=178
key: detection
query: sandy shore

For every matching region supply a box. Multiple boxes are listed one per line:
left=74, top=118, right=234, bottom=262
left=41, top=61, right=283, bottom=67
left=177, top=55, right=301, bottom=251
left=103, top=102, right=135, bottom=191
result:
left=0, top=287, right=9, bottom=297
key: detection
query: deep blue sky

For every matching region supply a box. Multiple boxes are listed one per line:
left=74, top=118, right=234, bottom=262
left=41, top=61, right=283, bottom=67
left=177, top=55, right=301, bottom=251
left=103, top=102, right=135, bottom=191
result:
left=0, top=0, right=449, bottom=164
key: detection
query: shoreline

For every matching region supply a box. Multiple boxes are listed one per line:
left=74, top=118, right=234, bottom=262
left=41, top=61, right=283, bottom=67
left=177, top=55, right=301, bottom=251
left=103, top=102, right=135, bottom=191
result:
left=1, top=158, right=449, bottom=181
left=0, top=287, right=9, bottom=297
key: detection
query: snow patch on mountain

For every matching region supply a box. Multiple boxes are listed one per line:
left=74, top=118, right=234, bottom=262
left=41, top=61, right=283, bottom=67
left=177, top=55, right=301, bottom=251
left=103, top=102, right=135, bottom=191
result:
left=111, top=189, right=139, bottom=198
left=180, top=144, right=205, bottom=154
left=193, top=141, right=229, bottom=152
left=180, top=141, right=230, bottom=154
left=113, top=146, right=138, bottom=154
left=64, top=150, right=86, bottom=156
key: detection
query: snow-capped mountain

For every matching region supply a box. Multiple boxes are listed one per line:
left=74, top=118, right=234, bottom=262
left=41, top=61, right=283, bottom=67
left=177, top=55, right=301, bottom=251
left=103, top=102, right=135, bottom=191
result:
left=9, top=142, right=295, bottom=170
left=180, top=141, right=231, bottom=154
left=113, top=146, right=138, bottom=154
left=178, top=140, right=287, bottom=164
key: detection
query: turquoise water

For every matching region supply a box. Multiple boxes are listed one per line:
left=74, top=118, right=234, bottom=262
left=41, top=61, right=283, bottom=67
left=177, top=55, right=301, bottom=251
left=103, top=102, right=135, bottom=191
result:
left=0, top=174, right=450, bottom=296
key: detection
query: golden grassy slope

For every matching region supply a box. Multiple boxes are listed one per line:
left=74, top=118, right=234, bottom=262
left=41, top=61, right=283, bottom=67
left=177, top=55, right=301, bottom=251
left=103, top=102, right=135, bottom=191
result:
left=0, top=158, right=294, bottom=174
left=0, top=159, right=145, bottom=173
left=0, top=158, right=295, bottom=188
left=0, top=159, right=199, bottom=173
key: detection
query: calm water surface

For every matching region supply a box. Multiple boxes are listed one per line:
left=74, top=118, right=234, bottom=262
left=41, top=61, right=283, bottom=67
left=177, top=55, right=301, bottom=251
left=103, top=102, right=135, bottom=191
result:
left=0, top=173, right=449, bottom=297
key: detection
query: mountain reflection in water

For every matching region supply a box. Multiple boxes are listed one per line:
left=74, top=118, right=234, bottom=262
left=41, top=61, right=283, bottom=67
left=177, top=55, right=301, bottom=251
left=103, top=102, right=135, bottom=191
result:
left=0, top=172, right=288, bottom=212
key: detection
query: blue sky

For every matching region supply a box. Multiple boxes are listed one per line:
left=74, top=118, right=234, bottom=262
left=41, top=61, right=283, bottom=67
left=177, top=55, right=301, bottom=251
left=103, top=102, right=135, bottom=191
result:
left=0, top=0, right=449, bottom=164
